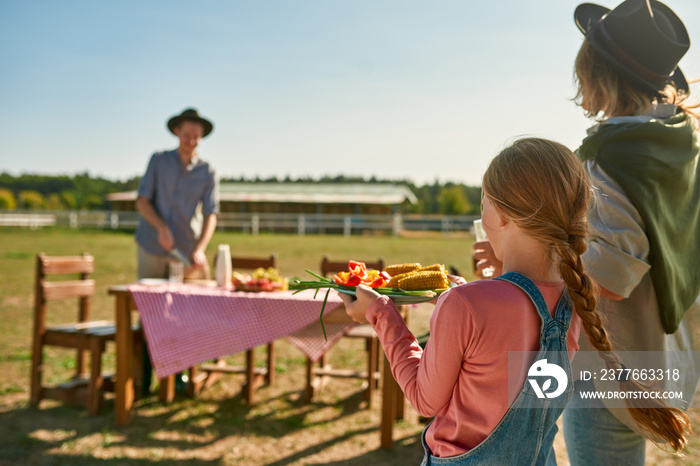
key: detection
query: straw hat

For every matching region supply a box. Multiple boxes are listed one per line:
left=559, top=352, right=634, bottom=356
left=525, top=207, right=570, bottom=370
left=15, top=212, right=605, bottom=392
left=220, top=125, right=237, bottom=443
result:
left=574, top=0, right=690, bottom=94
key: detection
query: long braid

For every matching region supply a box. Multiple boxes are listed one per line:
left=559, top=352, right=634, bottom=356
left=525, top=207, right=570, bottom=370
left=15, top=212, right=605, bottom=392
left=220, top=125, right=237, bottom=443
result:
left=483, top=137, right=691, bottom=452
left=555, top=233, right=691, bottom=451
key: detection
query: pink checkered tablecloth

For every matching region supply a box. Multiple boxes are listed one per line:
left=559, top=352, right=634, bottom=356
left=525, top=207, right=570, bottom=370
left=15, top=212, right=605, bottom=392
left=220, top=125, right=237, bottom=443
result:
left=128, top=283, right=351, bottom=379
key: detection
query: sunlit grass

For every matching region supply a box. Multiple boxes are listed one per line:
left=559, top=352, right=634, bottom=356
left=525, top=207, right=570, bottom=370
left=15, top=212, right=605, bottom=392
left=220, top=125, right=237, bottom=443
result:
left=0, top=227, right=472, bottom=464
left=1, top=227, right=696, bottom=464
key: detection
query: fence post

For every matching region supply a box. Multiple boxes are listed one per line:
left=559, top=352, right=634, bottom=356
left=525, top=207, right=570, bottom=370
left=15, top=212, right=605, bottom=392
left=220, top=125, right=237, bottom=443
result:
left=298, top=215, right=305, bottom=236
left=252, top=214, right=259, bottom=235
left=343, top=216, right=351, bottom=237
left=392, top=213, right=402, bottom=237
left=110, top=212, right=119, bottom=230
left=441, top=217, right=450, bottom=236
left=69, top=212, right=78, bottom=229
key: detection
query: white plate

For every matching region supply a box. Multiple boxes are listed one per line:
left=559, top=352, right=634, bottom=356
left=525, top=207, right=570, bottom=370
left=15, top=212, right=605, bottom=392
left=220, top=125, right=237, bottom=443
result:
left=137, top=278, right=170, bottom=285
left=336, top=287, right=444, bottom=304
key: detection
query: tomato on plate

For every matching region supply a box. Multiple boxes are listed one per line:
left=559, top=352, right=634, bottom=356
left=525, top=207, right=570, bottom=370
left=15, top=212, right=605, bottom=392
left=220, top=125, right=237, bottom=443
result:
left=334, top=261, right=390, bottom=288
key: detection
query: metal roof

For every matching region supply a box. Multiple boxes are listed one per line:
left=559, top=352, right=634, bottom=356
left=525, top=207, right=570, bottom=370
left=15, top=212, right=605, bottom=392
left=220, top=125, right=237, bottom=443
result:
left=107, top=183, right=417, bottom=205
left=219, top=183, right=417, bottom=204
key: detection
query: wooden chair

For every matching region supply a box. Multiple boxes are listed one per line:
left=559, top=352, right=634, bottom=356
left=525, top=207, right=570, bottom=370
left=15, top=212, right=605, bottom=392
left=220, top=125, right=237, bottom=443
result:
left=188, top=254, right=278, bottom=403
left=30, top=253, right=117, bottom=415
left=304, top=256, right=384, bottom=407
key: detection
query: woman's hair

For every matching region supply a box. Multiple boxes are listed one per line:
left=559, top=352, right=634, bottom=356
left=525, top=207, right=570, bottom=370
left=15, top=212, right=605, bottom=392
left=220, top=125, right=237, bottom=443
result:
left=574, top=39, right=699, bottom=120
left=482, top=137, right=691, bottom=452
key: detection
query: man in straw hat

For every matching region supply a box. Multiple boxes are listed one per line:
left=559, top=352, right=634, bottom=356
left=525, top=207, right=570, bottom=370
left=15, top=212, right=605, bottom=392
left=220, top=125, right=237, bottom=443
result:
left=560, top=1, right=700, bottom=464
left=135, top=108, right=219, bottom=394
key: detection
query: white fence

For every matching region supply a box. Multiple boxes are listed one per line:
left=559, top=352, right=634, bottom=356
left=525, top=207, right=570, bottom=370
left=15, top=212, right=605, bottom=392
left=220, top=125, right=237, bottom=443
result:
left=0, top=210, right=479, bottom=236
left=0, top=213, right=57, bottom=229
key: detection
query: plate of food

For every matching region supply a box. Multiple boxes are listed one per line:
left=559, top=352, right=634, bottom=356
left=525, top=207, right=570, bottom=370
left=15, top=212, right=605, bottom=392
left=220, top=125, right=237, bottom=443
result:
left=233, top=267, right=288, bottom=292
left=291, top=260, right=452, bottom=301
left=290, top=260, right=455, bottom=339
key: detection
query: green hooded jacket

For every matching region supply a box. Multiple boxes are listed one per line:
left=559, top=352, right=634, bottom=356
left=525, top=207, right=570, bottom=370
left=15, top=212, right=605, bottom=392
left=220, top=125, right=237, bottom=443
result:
left=578, top=112, right=700, bottom=333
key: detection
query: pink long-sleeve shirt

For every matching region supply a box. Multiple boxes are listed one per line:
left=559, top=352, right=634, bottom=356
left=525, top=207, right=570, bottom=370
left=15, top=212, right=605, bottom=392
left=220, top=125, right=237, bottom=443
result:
left=366, top=279, right=581, bottom=458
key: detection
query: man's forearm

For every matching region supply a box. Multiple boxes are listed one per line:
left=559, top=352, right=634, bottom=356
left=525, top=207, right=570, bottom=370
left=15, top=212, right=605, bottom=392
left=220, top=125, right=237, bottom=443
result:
left=136, top=196, right=167, bottom=231
left=195, top=214, right=217, bottom=252
left=136, top=195, right=175, bottom=251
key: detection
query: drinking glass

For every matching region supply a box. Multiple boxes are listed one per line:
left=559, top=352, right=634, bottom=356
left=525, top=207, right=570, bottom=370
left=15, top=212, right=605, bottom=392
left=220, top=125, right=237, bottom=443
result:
left=169, top=261, right=185, bottom=283
left=473, top=219, right=494, bottom=278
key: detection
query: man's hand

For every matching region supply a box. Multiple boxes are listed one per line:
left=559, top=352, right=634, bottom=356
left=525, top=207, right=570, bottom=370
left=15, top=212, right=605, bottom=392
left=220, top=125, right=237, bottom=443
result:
left=157, top=225, right=175, bottom=252
left=472, top=240, right=503, bottom=279
left=338, top=284, right=381, bottom=324
left=191, top=247, right=208, bottom=268
left=191, top=213, right=217, bottom=270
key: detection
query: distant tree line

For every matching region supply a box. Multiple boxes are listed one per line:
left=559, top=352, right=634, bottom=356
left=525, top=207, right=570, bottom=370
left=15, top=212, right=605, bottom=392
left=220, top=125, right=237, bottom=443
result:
left=0, top=172, right=482, bottom=215
left=0, top=172, right=140, bottom=211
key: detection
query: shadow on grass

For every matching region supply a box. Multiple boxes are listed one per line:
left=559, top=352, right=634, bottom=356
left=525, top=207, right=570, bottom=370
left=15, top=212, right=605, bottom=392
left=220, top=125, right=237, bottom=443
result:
left=266, top=431, right=424, bottom=466
left=0, top=382, right=424, bottom=465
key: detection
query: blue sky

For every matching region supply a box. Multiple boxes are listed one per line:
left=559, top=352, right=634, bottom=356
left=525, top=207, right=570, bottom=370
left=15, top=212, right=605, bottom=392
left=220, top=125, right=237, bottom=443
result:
left=1, top=0, right=699, bottom=186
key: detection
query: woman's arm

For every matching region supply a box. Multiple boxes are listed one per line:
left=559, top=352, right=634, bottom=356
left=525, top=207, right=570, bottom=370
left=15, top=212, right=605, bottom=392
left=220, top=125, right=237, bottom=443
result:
left=583, top=162, right=651, bottom=299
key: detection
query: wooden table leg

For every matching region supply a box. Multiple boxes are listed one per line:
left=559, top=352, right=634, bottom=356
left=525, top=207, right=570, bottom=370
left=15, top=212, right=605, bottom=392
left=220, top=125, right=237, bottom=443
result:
left=244, top=348, right=255, bottom=403
left=395, top=382, right=406, bottom=421
left=380, top=352, right=398, bottom=449
left=395, top=305, right=408, bottom=420
left=380, top=304, right=411, bottom=448
left=365, top=336, right=379, bottom=408
left=115, top=294, right=134, bottom=426
left=158, top=375, right=176, bottom=403
left=304, top=357, right=315, bottom=402
left=266, top=342, right=275, bottom=385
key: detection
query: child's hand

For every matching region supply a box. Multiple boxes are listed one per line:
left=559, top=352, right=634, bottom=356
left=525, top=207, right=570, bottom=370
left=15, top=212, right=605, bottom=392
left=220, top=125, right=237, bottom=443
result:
left=338, top=284, right=381, bottom=324
left=447, top=274, right=467, bottom=286
left=472, top=240, right=503, bottom=278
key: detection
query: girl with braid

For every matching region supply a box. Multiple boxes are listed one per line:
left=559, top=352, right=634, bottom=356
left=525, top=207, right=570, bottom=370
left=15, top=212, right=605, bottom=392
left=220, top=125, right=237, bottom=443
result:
left=474, top=1, right=699, bottom=463
left=343, top=137, right=689, bottom=465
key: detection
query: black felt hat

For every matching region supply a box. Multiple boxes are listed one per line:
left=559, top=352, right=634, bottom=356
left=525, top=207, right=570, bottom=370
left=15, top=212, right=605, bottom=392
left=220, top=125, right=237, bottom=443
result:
left=574, top=0, right=690, bottom=94
left=167, top=108, right=214, bottom=137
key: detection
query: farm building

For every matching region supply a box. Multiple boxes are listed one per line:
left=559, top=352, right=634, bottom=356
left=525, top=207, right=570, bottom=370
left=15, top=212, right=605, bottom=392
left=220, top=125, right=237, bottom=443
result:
left=106, top=182, right=417, bottom=215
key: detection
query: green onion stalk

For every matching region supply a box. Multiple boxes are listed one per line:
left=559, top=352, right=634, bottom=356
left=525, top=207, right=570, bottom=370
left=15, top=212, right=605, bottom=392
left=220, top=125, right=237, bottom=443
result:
left=290, top=269, right=440, bottom=341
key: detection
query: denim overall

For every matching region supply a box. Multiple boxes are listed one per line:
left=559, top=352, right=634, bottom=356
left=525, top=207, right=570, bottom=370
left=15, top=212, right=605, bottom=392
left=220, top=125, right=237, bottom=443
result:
left=421, top=272, right=574, bottom=466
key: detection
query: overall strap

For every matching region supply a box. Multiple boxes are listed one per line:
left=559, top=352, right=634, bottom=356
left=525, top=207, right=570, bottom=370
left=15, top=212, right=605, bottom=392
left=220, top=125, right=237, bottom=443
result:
left=495, top=272, right=573, bottom=348
left=495, top=272, right=552, bottom=325
left=552, top=286, right=573, bottom=332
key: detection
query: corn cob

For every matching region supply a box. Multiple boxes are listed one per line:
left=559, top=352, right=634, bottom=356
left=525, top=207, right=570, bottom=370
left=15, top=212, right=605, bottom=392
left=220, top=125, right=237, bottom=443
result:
left=416, top=264, right=445, bottom=273
left=384, top=263, right=421, bottom=277
left=387, top=271, right=417, bottom=288
left=398, top=270, right=450, bottom=291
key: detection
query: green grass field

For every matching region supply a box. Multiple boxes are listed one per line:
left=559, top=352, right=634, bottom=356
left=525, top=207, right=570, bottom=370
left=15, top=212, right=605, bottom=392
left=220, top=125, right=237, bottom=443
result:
left=0, top=228, right=475, bottom=464
left=0, top=228, right=696, bottom=464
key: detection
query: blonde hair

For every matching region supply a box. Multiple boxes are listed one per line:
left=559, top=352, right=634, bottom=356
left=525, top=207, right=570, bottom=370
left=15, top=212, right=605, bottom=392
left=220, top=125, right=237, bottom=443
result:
left=482, top=137, right=691, bottom=452
left=574, top=39, right=699, bottom=120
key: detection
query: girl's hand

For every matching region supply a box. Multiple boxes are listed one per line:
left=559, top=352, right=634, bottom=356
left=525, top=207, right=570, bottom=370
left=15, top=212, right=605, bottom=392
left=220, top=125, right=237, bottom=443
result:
left=447, top=274, right=467, bottom=286
left=472, top=240, right=503, bottom=278
left=338, top=284, right=381, bottom=324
